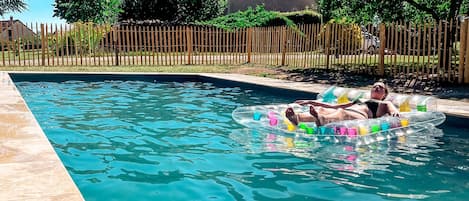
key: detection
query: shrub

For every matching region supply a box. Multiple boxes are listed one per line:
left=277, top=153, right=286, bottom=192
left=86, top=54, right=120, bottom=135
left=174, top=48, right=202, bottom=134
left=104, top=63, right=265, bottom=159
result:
left=196, top=5, right=322, bottom=31
left=48, top=22, right=112, bottom=56
left=326, top=18, right=363, bottom=54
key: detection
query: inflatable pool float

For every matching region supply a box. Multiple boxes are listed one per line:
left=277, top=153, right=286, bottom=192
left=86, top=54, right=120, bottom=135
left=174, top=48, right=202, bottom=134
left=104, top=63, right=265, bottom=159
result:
left=232, top=86, right=446, bottom=145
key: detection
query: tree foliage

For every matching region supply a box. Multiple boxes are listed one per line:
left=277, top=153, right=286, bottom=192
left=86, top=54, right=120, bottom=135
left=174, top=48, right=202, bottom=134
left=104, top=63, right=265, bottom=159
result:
left=118, top=0, right=227, bottom=23
left=53, top=0, right=123, bottom=24
left=197, top=6, right=321, bottom=30
left=197, top=5, right=293, bottom=30
left=0, top=0, right=27, bottom=16
left=319, top=0, right=467, bottom=24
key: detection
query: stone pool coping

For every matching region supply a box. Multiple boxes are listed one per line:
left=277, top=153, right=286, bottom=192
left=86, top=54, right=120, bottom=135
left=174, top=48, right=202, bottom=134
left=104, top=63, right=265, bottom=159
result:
left=0, top=72, right=84, bottom=200
left=1, top=71, right=468, bottom=200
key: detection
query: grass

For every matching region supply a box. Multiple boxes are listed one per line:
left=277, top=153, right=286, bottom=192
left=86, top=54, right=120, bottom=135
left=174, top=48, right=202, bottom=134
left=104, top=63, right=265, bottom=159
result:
left=0, top=64, right=277, bottom=75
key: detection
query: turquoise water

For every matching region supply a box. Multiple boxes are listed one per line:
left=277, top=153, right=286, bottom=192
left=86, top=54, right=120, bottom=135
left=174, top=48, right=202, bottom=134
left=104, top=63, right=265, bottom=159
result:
left=15, top=79, right=469, bottom=201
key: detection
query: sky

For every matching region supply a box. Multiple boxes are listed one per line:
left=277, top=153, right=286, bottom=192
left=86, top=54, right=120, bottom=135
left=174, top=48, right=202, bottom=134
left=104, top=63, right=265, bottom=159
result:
left=0, top=0, right=66, bottom=25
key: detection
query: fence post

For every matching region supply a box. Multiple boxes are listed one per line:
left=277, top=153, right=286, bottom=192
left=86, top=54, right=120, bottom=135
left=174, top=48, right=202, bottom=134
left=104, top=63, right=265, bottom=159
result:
left=465, top=19, right=469, bottom=83
left=281, top=27, right=287, bottom=66
left=325, top=24, right=331, bottom=69
left=113, top=26, right=119, bottom=66
left=246, top=28, right=252, bottom=63
left=378, top=23, right=386, bottom=76
left=459, top=20, right=468, bottom=83
left=40, top=24, right=45, bottom=66
left=186, top=26, right=192, bottom=65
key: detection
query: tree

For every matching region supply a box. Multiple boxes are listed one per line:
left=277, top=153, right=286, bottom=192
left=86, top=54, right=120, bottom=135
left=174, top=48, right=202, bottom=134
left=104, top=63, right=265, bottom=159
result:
left=319, top=0, right=468, bottom=76
left=53, top=0, right=123, bottom=24
left=0, top=0, right=27, bottom=16
left=319, top=0, right=467, bottom=23
left=118, top=0, right=227, bottom=24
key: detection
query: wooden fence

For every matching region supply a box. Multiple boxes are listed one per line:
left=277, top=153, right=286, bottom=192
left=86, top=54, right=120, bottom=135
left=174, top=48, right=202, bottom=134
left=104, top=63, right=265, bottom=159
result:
left=1, top=20, right=469, bottom=83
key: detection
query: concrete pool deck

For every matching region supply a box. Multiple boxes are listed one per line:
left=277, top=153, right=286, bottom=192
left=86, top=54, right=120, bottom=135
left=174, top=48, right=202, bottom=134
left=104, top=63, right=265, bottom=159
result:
left=0, top=71, right=468, bottom=200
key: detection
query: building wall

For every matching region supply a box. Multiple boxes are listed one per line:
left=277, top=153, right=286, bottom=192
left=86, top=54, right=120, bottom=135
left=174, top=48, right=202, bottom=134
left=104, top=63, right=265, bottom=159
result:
left=0, top=21, right=36, bottom=42
left=227, top=0, right=317, bottom=13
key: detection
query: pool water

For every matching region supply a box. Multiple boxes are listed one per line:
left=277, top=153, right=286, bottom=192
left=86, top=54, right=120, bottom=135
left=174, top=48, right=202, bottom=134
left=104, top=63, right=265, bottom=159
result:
left=15, top=78, right=469, bottom=201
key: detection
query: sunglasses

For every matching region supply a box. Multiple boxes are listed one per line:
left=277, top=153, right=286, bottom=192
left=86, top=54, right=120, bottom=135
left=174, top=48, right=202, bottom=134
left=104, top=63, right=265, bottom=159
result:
left=373, top=84, right=385, bottom=88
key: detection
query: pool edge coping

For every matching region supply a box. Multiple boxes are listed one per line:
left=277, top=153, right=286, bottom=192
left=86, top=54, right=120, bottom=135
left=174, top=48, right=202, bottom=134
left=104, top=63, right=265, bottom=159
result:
left=0, top=72, right=84, bottom=200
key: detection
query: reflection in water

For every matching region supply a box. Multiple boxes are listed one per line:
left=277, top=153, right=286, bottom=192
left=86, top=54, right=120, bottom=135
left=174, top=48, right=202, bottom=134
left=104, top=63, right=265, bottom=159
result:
left=230, top=127, right=446, bottom=198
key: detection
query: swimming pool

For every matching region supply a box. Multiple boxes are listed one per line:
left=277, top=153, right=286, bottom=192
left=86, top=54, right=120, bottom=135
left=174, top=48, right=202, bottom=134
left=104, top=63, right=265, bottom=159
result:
left=13, top=74, right=469, bottom=201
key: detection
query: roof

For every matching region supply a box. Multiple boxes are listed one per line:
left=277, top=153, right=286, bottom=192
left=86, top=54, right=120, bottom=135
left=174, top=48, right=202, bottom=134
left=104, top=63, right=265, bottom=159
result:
left=0, top=19, right=19, bottom=31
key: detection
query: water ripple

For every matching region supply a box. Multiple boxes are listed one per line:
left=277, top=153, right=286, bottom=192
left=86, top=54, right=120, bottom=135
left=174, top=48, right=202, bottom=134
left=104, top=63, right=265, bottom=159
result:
left=15, top=79, right=469, bottom=201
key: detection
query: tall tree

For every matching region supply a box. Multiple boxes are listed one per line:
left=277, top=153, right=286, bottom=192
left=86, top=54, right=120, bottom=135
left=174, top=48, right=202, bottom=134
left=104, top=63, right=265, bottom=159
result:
left=319, top=0, right=468, bottom=74
left=53, top=0, right=123, bottom=24
left=0, top=0, right=27, bottom=16
left=118, top=0, right=227, bottom=23
left=319, top=0, right=466, bottom=23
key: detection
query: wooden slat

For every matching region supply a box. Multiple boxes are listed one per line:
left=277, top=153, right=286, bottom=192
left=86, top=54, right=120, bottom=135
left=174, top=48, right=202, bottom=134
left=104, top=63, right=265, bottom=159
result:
left=465, top=21, right=469, bottom=83
left=313, top=24, right=319, bottom=68
left=421, top=23, right=427, bottom=77
left=64, top=23, right=69, bottom=66
left=180, top=26, right=184, bottom=65
left=352, top=24, right=358, bottom=70
left=436, top=21, right=443, bottom=81
left=208, top=27, right=212, bottom=64
left=391, top=22, right=396, bottom=71
left=201, top=26, right=204, bottom=65
left=404, top=22, right=410, bottom=74
left=378, top=24, right=386, bottom=76
left=171, top=26, right=176, bottom=65
left=117, top=26, right=121, bottom=65
left=159, top=26, right=164, bottom=65
left=97, top=24, right=102, bottom=66
left=125, top=25, right=130, bottom=66
left=14, top=23, right=19, bottom=66
left=21, top=22, right=26, bottom=66
left=216, top=27, right=220, bottom=64
left=30, top=22, right=35, bottom=66
left=448, top=19, right=454, bottom=81
left=156, top=25, right=160, bottom=66
left=122, top=26, right=130, bottom=65
left=73, top=24, right=77, bottom=66
left=415, top=24, right=421, bottom=75
left=235, top=28, right=239, bottom=64
left=300, top=24, right=309, bottom=68
left=459, top=21, right=468, bottom=83
left=338, top=24, right=343, bottom=67
left=280, top=27, right=286, bottom=65
left=137, top=26, right=142, bottom=65
left=395, top=22, right=401, bottom=75
left=147, top=25, right=151, bottom=65
left=162, top=26, right=167, bottom=65
left=304, top=24, right=311, bottom=67
left=130, top=26, right=135, bottom=65
left=0, top=22, right=3, bottom=66
left=150, top=26, right=155, bottom=65
left=185, top=26, right=191, bottom=65
left=59, top=24, right=63, bottom=66
left=40, top=24, right=45, bottom=66
left=123, top=26, right=128, bottom=66
left=426, top=23, right=432, bottom=77
left=432, top=21, right=437, bottom=77
left=442, top=21, right=448, bottom=81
